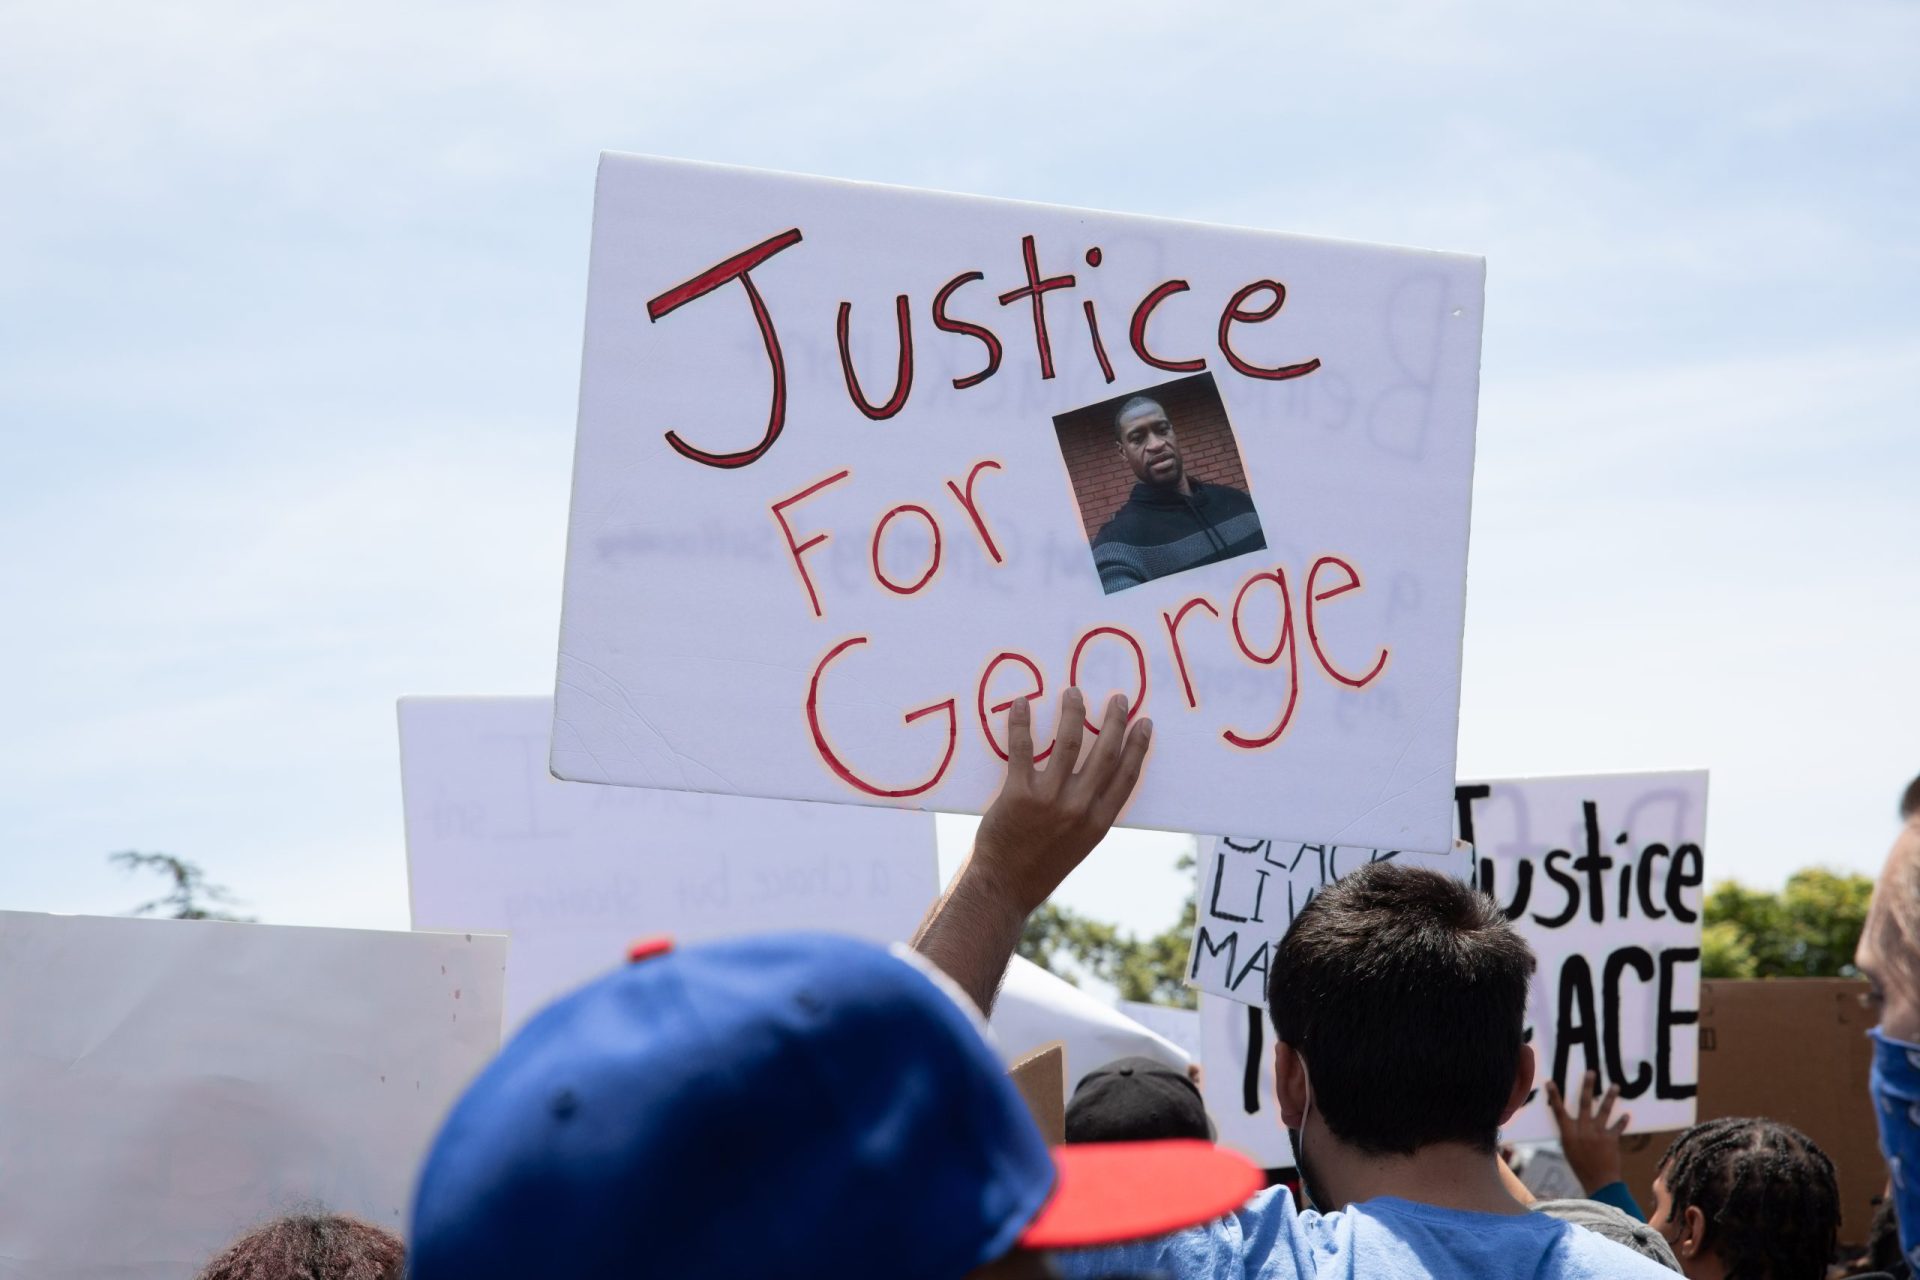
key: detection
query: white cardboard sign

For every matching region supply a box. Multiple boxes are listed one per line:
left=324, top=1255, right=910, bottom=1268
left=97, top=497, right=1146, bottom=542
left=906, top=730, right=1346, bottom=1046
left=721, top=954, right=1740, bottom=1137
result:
left=1193, top=772, right=1706, bottom=1146
left=1469, top=771, right=1707, bottom=1141
left=1200, top=992, right=1294, bottom=1169
left=553, top=153, right=1484, bottom=849
left=399, top=696, right=940, bottom=1029
left=1120, top=999, right=1202, bottom=1064
left=0, top=911, right=505, bottom=1280
left=1188, top=837, right=1475, bottom=1002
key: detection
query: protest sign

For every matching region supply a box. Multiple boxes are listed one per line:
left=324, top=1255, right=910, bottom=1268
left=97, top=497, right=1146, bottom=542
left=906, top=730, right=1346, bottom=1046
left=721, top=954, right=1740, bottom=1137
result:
left=1199, top=992, right=1294, bottom=1169
left=990, top=955, right=1192, bottom=1089
left=1470, top=771, right=1706, bottom=1141
left=1188, top=836, right=1474, bottom=1002
left=1192, top=771, right=1707, bottom=1143
left=1120, top=999, right=1201, bottom=1063
left=399, top=695, right=939, bottom=1028
left=0, top=911, right=504, bottom=1280
left=553, top=153, right=1485, bottom=849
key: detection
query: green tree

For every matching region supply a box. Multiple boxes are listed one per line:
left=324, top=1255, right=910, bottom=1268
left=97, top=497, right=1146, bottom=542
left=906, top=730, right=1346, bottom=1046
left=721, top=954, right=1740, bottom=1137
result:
left=1700, top=919, right=1759, bottom=980
left=1700, top=868, right=1871, bottom=979
left=1017, top=851, right=1197, bottom=1008
left=110, top=851, right=253, bottom=922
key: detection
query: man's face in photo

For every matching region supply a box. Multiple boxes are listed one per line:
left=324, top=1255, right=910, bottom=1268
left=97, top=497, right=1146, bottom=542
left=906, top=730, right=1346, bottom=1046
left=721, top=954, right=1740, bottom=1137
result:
left=1116, top=400, right=1183, bottom=487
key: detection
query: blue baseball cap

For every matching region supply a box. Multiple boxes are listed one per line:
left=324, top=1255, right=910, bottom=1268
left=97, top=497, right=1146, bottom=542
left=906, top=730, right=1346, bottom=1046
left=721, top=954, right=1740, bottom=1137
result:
left=410, top=932, right=1258, bottom=1280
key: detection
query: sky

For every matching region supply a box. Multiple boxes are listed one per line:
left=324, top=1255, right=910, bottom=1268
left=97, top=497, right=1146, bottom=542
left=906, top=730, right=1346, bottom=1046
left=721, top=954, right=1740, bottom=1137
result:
left=2, top=0, right=1915, bottom=939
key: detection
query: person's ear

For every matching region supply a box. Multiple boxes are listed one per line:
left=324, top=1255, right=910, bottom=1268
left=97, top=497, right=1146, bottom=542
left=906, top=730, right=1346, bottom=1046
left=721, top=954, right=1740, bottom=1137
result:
left=1676, top=1204, right=1708, bottom=1259
left=1499, top=1042, right=1537, bottom=1125
left=1274, top=1041, right=1309, bottom=1128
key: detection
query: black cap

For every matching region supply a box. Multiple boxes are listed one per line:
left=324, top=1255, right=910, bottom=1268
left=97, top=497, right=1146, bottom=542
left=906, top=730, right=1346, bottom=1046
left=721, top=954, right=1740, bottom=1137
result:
left=1066, top=1056, right=1212, bottom=1145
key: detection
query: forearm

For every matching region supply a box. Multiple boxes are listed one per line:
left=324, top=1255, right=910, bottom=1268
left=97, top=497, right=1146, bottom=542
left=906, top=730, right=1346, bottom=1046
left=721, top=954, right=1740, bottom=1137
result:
left=911, top=856, right=1030, bottom=1016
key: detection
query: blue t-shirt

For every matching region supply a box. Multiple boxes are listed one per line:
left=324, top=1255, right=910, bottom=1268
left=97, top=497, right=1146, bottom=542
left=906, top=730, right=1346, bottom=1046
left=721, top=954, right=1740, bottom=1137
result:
left=1055, top=1186, right=1678, bottom=1279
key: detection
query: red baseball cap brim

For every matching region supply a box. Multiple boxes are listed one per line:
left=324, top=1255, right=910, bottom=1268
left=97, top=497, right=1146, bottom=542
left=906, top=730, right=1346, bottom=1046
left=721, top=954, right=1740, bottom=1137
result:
left=1017, top=1139, right=1264, bottom=1251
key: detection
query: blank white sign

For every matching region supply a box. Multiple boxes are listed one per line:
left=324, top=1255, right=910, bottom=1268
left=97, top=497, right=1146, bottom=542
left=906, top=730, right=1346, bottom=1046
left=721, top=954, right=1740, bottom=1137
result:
left=0, top=911, right=505, bottom=1280
left=398, top=695, right=940, bottom=1029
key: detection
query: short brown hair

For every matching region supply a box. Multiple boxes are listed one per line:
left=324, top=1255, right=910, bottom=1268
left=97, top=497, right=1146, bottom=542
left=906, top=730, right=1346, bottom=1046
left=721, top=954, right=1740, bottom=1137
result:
left=197, top=1214, right=404, bottom=1280
left=1267, top=862, right=1535, bottom=1155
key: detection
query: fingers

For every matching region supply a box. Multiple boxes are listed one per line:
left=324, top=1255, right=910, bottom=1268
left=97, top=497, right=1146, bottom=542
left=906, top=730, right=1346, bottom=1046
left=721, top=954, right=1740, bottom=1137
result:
left=1092, top=716, right=1152, bottom=826
left=1577, top=1069, right=1596, bottom=1119
left=1595, top=1082, right=1621, bottom=1130
left=1006, top=693, right=1035, bottom=772
left=1034, top=688, right=1150, bottom=830
left=1069, top=694, right=1131, bottom=799
left=1544, top=1078, right=1569, bottom=1126
left=1042, top=687, right=1087, bottom=785
left=1607, top=1110, right=1631, bottom=1139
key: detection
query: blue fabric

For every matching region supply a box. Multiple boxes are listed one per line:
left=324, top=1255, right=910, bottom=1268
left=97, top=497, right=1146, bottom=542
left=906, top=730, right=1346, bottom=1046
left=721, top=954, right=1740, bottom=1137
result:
left=410, top=933, right=1057, bottom=1280
left=1055, top=1185, right=1680, bottom=1279
left=1869, top=1028, right=1920, bottom=1273
left=1585, top=1180, right=1645, bottom=1222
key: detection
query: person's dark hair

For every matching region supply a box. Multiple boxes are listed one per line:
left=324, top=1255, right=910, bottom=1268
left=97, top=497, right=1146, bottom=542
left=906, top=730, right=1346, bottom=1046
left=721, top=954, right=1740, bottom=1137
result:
left=1901, top=773, right=1920, bottom=821
left=1866, top=1192, right=1909, bottom=1279
left=197, top=1214, right=405, bottom=1280
left=1657, top=1116, right=1839, bottom=1280
left=1112, top=395, right=1163, bottom=440
left=1265, top=862, right=1535, bottom=1155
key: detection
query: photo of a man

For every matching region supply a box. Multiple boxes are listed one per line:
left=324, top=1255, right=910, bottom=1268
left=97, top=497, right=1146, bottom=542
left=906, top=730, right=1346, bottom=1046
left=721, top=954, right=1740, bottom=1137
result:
left=1078, top=388, right=1266, bottom=594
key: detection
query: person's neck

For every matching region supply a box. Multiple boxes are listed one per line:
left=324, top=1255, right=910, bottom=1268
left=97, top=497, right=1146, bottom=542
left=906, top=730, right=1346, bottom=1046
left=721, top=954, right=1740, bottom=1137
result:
left=1676, top=1251, right=1726, bottom=1280
left=1147, top=475, right=1193, bottom=498
left=1309, top=1133, right=1528, bottom=1217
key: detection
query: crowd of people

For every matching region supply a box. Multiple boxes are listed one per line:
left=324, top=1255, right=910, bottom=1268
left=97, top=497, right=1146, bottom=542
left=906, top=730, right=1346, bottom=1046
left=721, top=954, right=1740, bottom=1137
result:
left=184, top=691, right=1920, bottom=1279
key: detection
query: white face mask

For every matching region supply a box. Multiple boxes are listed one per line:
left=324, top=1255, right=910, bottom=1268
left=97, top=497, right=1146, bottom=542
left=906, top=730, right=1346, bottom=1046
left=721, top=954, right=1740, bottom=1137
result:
left=1289, top=1062, right=1334, bottom=1212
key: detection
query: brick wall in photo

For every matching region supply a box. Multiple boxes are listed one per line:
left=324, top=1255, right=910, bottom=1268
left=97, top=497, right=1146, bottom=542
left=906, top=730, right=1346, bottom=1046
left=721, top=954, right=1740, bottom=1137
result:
left=1052, top=372, right=1253, bottom=542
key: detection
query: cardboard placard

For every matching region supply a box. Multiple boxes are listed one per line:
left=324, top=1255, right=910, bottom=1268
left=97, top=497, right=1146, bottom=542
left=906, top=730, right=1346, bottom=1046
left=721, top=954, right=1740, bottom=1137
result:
left=1188, top=837, right=1475, bottom=1002
left=553, top=153, right=1485, bottom=848
left=1194, top=772, right=1707, bottom=1143
left=1200, top=992, right=1293, bottom=1170
left=0, top=911, right=505, bottom=1280
left=1009, top=1041, right=1068, bottom=1146
left=1617, top=979, right=1885, bottom=1242
left=398, top=696, right=939, bottom=1029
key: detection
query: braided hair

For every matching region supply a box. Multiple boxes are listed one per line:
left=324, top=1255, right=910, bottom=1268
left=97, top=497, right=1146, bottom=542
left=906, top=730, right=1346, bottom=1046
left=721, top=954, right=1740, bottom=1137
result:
left=1657, top=1116, right=1840, bottom=1280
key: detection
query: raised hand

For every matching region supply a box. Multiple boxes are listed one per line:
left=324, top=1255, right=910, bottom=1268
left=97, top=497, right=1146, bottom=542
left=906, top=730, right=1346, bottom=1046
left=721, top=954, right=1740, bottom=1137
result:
left=912, top=687, right=1153, bottom=1013
left=971, top=688, right=1152, bottom=915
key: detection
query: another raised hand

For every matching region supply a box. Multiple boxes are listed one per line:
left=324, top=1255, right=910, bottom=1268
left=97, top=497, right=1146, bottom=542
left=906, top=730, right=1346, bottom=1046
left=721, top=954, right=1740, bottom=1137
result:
left=1545, top=1070, right=1630, bottom=1194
